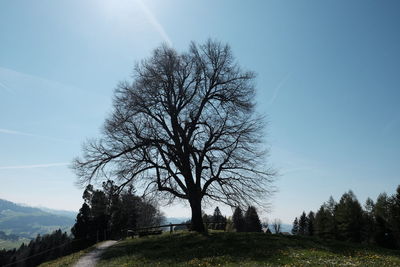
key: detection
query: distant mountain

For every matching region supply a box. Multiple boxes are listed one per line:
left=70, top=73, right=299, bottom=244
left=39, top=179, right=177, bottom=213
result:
left=164, top=218, right=292, bottom=233
left=37, top=207, right=77, bottom=219
left=0, top=198, right=75, bottom=239
left=165, top=217, right=190, bottom=224
left=280, top=223, right=293, bottom=233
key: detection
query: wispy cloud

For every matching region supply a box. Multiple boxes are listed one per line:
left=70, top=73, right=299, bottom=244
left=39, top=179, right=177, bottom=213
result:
left=0, top=128, right=38, bottom=137
left=0, top=162, right=69, bottom=170
left=136, top=0, right=172, bottom=47
left=0, top=128, right=72, bottom=143
left=0, top=80, right=12, bottom=93
left=267, top=72, right=291, bottom=106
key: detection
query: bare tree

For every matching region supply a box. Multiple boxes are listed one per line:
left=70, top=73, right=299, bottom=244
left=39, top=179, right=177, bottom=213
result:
left=272, top=218, right=282, bottom=234
left=261, top=217, right=269, bottom=230
left=73, top=40, right=274, bottom=232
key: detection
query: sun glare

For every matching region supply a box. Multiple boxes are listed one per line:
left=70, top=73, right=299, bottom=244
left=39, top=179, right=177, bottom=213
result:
left=96, top=0, right=171, bottom=45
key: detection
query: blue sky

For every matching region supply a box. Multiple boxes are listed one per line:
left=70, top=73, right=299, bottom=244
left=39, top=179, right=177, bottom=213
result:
left=0, top=0, right=399, bottom=223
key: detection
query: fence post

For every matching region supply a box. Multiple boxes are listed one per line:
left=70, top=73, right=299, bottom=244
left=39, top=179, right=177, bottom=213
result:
left=170, top=223, right=173, bottom=234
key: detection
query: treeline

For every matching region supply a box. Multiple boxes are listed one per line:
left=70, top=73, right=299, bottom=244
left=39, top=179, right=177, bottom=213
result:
left=202, top=207, right=228, bottom=230
left=0, top=229, right=79, bottom=267
left=177, top=206, right=264, bottom=233
left=72, top=180, right=165, bottom=242
left=232, top=206, right=264, bottom=232
left=0, top=181, right=165, bottom=267
left=292, top=185, right=400, bottom=249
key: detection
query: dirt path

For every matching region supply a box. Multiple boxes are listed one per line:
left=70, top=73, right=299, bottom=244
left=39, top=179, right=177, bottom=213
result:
left=73, top=240, right=117, bottom=267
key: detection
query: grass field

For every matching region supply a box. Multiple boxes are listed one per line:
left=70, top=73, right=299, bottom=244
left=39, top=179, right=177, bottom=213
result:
left=96, top=232, right=400, bottom=267
left=0, top=238, right=30, bottom=250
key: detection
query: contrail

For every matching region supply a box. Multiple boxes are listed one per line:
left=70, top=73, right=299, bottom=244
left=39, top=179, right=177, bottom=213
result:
left=0, top=128, right=37, bottom=137
left=0, top=163, right=69, bottom=170
left=267, top=72, right=291, bottom=106
left=0, top=128, right=72, bottom=143
left=136, top=0, right=173, bottom=47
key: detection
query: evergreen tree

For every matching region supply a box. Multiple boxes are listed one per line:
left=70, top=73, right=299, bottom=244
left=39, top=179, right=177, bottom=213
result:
left=298, top=212, right=308, bottom=235
left=389, top=185, right=400, bottom=248
left=120, top=186, right=140, bottom=231
left=71, top=183, right=165, bottom=242
left=90, top=190, right=108, bottom=241
left=362, top=197, right=375, bottom=244
left=374, top=193, right=396, bottom=248
left=71, top=203, right=92, bottom=240
left=244, top=206, right=262, bottom=232
left=232, top=207, right=245, bottom=232
left=211, top=207, right=226, bottom=230
left=307, top=211, right=315, bottom=236
left=291, top=217, right=299, bottom=235
left=334, top=191, right=364, bottom=242
left=315, top=205, right=336, bottom=239
left=326, top=196, right=337, bottom=215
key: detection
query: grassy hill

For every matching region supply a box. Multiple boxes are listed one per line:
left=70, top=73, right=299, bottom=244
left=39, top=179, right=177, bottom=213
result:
left=93, top=232, right=400, bottom=267
left=0, top=198, right=75, bottom=249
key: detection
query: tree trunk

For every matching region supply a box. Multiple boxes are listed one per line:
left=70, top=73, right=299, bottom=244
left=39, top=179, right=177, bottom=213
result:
left=189, top=197, right=205, bottom=232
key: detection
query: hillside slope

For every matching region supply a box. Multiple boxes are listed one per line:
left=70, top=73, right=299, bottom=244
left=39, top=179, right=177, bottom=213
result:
left=95, top=232, right=400, bottom=266
left=0, top=198, right=75, bottom=240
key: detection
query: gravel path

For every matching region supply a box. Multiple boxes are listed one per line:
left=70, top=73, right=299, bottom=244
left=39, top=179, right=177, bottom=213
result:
left=73, top=240, right=117, bottom=267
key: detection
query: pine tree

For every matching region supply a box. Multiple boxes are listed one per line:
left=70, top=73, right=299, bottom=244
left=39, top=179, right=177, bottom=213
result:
left=232, top=207, right=245, bottom=232
left=298, top=212, right=308, bottom=235
left=244, top=206, right=262, bottom=232
left=291, top=217, right=299, bottom=235
left=71, top=203, right=92, bottom=240
left=374, top=193, right=394, bottom=247
left=212, top=207, right=226, bottom=230
left=389, top=185, right=400, bottom=248
left=90, top=190, right=108, bottom=241
left=362, top=197, right=375, bottom=244
left=307, top=211, right=315, bottom=236
left=315, top=205, right=336, bottom=239
left=334, top=191, right=364, bottom=242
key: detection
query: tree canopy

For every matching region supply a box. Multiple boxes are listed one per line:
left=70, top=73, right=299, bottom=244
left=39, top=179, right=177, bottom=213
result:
left=73, top=40, right=274, bottom=232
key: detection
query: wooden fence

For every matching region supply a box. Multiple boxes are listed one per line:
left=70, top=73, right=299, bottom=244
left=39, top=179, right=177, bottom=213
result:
left=126, top=222, right=227, bottom=238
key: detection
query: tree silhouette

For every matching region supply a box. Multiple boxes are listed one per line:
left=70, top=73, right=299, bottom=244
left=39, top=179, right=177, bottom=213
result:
left=211, top=206, right=226, bottom=230
left=232, top=207, right=245, bottom=232
left=374, top=193, right=395, bottom=247
left=72, top=40, right=274, bottom=232
left=71, top=203, right=91, bottom=240
left=291, top=217, right=299, bottom=235
left=245, top=206, right=262, bottom=232
left=335, top=191, right=364, bottom=242
left=298, top=211, right=308, bottom=235
left=389, top=185, right=400, bottom=248
left=272, top=218, right=282, bottom=234
left=307, top=211, right=315, bottom=236
left=363, top=197, right=375, bottom=244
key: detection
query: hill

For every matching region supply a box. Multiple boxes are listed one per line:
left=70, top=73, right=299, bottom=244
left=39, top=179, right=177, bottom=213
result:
left=89, top=232, right=400, bottom=266
left=0, top=198, right=75, bottom=248
left=37, top=206, right=77, bottom=219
